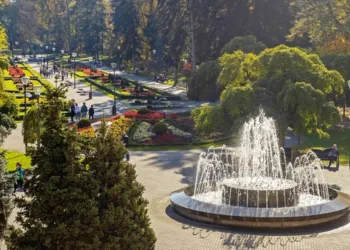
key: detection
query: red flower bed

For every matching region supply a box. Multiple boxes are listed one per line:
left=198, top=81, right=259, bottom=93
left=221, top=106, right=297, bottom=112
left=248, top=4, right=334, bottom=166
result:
left=107, top=115, right=122, bottom=121
left=152, top=132, right=185, bottom=143
left=168, top=113, right=178, bottom=119
left=9, top=66, right=24, bottom=76
left=124, top=110, right=166, bottom=124
left=124, top=88, right=156, bottom=96
left=100, top=76, right=110, bottom=83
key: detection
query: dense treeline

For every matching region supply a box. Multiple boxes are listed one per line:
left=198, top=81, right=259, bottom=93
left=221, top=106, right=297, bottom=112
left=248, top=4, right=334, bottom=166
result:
left=0, top=1, right=349, bottom=82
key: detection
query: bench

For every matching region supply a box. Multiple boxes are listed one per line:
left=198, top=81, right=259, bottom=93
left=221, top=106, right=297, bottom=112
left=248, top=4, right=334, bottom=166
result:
left=311, top=148, right=339, bottom=168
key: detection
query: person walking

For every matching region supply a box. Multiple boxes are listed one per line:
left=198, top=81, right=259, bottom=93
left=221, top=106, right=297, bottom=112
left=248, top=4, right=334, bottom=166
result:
left=122, top=133, right=130, bottom=161
left=89, top=105, right=95, bottom=120
left=81, top=102, right=88, bottom=119
left=70, top=102, right=76, bottom=122
left=327, top=144, right=339, bottom=168
left=75, top=103, right=81, bottom=121
left=13, top=163, right=24, bottom=194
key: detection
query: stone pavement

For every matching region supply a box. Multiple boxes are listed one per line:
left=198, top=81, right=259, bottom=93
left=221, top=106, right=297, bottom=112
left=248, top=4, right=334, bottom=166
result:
left=131, top=150, right=350, bottom=250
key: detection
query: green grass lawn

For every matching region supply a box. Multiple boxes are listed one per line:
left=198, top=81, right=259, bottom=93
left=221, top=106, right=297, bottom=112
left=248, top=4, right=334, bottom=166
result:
left=3, top=79, right=18, bottom=91
left=23, top=69, right=34, bottom=77
left=79, top=77, right=116, bottom=99
left=2, top=149, right=31, bottom=172
left=298, top=128, right=350, bottom=165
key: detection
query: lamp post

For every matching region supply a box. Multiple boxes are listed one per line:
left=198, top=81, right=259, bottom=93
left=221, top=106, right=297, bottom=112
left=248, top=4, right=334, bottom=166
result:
left=117, top=45, right=121, bottom=67
left=152, top=49, right=156, bottom=74
left=88, top=56, right=93, bottom=99
left=33, top=85, right=43, bottom=148
left=21, top=76, right=30, bottom=114
left=72, top=52, right=77, bottom=89
left=54, top=74, right=60, bottom=88
left=61, top=49, right=64, bottom=62
left=52, top=47, right=56, bottom=64
left=111, top=62, right=117, bottom=115
left=45, top=45, right=49, bottom=66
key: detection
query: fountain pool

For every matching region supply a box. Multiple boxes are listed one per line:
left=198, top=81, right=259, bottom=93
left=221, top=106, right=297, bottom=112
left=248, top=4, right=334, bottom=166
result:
left=170, top=111, right=350, bottom=229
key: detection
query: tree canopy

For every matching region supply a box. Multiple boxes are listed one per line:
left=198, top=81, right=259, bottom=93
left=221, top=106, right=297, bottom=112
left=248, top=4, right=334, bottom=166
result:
left=192, top=45, right=342, bottom=140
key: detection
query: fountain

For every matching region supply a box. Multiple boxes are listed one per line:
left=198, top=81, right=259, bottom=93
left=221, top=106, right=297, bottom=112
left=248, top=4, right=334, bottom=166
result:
left=170, top=111, right=350, bottom=229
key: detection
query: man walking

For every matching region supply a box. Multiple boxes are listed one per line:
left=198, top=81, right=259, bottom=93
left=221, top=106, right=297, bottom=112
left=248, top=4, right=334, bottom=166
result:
left=70, top=102, right=76, bottom=122
left=89, top=105, right=95, bottom=120
left=75, top=103, right=81, bottom=121
left=81, top=102, right=88, bottom=119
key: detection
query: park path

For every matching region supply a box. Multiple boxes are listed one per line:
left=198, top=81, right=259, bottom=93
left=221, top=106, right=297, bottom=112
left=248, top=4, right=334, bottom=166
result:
left=79, top=61, right=188, bottom=98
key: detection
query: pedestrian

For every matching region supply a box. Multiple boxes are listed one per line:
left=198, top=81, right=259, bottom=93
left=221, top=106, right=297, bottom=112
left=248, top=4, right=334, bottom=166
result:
left=61, top=70, right=64, bottom=81
left=327, top=144, right=339, bottom=168
left=122, top=132, right=130, bottom=161
left=70, top=102, right=76, bottom=122
left=81, top=102, right=88, bottom=119
left=89, top=105, right=95, bottom=120
left=13, top=163, right=24, bottom=194
left=75, top=103, right=81, bottom=121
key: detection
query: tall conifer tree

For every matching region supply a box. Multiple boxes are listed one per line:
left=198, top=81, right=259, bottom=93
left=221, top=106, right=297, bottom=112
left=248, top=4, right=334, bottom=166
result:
left=7, top=87, right=101, bottom=249
left=87, top=122, right=156, bottom=250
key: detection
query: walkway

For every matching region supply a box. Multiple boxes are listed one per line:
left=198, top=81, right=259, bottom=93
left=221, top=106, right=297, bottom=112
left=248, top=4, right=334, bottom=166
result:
left=79, top=61, right=188, bottom=98
left=28, top=63, right=207, bottom=118
left=131, top=150, right=350, bottom=250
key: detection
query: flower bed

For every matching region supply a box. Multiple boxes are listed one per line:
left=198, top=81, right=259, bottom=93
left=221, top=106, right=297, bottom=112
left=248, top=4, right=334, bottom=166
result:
left=166, top=123, right=192, bottom=139
left=124, top=110, right=166, bottom=124
left=77, top=115, right=134, bottom=137
left=9, top=66, right=25, bottom=76
left=133, top=122, right=154, bottom=143
left=123, top=88, right=157, bottom=97
left=152, top=132, right=186, bottom=144
left=76, top=67, right=104, bottom=77
left=78, top=126, right=96, bottom=137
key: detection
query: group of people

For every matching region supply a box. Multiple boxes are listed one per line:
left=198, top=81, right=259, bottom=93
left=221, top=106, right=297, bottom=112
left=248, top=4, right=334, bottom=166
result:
left=40, top=65, right=54, bottom=78
left=70, top=100, right=95, bottom=122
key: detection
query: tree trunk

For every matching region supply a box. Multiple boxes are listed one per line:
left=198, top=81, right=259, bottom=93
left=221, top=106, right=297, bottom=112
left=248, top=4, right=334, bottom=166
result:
left=190, top=0, right=196, bottom=72
left=174, top=62, right=179, bottom=86
left=65, top=0, right=72, bottom=58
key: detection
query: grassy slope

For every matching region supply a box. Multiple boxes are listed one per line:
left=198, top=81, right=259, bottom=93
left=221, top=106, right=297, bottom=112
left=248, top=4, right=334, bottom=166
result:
left=2, top=149, right=31, bottom=172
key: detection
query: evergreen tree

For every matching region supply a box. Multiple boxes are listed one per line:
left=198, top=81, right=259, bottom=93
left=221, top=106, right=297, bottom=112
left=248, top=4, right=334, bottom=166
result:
left=0, top=26, right=16, bottom=240
left=86, top=122, right=156, bottom=250
left=0, top=151, right=14, bottom=240
left=6, top=87, right=101, bottom=250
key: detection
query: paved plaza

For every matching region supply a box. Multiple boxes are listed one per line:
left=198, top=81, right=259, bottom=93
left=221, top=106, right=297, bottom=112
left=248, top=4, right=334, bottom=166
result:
left=131, top=150, right=350, bottom=250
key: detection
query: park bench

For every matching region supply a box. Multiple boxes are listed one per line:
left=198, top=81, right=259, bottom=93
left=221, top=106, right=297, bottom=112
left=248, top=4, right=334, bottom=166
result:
left=311, top=148, right=339, bottom=168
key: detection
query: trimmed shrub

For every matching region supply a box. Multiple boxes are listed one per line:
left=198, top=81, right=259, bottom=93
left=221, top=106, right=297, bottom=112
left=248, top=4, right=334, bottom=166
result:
left=152, top=121, right=168, bottom=135
left=138, top=107, right=151, bottom=115
left=77, top=119, right=91, bottom=129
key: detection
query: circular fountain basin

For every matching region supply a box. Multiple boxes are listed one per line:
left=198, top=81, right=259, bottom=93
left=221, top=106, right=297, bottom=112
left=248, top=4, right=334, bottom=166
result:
left=170, top=186, right=350, bottom=229
left=222, top=177, right=298, bottom=207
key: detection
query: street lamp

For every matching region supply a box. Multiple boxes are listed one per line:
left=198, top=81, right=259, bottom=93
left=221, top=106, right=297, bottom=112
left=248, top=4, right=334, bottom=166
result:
left=45, top=46, right=49, bottom=66
left=88, top=56, right=94, bottom=99
left=111, top=62, right=117, bottom=115
left=21, top=76, right=30, bottom=114
left=33, top=85, right=43, bottom=148
left=54, top=74, right=60, bottom=88
left=72, top=52, right=77, bottom=89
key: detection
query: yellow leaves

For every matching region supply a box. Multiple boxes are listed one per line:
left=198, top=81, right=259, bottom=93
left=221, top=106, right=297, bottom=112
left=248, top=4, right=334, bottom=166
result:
left=318, top=36, right=350, bottom=54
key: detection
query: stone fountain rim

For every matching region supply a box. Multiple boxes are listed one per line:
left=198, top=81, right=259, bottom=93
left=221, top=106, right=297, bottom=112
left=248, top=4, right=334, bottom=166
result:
left=222, top=177, right=298, bottom=191
left=170, top=185, right=350, bottom=225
